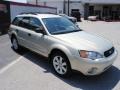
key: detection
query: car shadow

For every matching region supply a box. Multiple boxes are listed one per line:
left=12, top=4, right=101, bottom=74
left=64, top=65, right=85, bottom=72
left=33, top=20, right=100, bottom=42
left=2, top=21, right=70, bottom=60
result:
left=22, top=51, right=120, bottom=90
left=63, top=67, right=120, bottom=90
left=11, top=46, right=29, bottom=55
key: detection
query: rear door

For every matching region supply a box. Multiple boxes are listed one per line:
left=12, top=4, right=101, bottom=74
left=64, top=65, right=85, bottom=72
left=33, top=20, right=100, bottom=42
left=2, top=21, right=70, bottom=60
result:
left=12, top=17, right=32, bottom=48
left=11, top=17, right=24, bottom=45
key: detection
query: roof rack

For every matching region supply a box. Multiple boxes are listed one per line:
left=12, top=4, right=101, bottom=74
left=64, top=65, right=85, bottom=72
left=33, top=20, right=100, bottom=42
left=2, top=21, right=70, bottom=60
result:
left=20, top=12, right=37, bottom=15
left=19, top=12, right=57, bottom=15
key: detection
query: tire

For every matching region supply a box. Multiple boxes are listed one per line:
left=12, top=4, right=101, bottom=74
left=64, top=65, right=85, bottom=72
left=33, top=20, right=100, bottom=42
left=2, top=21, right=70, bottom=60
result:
left=51, top=51, right=72, bottom=77
left=11, top=37, right=20, bottom=51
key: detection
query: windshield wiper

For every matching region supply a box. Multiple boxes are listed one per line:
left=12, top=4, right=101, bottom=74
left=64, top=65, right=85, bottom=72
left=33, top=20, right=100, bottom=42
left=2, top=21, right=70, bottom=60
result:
left=51, top=29, right=82, bottom=35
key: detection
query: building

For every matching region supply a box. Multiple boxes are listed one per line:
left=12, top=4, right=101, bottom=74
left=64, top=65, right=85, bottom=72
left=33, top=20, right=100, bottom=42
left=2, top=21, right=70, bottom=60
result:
left=27, top=0, right=120, bottom=20
left=27, top=0, right=84, bottom=17
left=83, top=0, right=120, bottom=20
left=0, top=1, right=56, bottom=35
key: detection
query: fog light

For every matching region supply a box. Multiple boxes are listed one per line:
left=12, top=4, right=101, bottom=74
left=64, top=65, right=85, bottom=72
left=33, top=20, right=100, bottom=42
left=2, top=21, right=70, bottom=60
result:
left=88, top=67, right=98, bottom=74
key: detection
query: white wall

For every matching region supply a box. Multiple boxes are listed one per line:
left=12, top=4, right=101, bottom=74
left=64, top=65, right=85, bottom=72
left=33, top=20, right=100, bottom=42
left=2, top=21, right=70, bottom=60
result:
left=27, top=0, right=120, bottom=16
left=82, top=0, right=120, bottom=4
left=28, top=0, right=120, bottom=4
left=39, top=1, right=84, bottom=16
left=10, top=4, right=57, bottom=21
left=27, top=0, right=85, bottom=16
left=28, top=1, right=63, bottom=14
left=45, top=1, right=63, bottom=14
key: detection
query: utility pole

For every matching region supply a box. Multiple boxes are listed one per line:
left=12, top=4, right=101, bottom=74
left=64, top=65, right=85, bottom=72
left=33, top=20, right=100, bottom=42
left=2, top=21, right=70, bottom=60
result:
left=63, top=0, right=66, bottom=14
left=68, top=0, right=70, bottom=16
left=36, top=0, right=38, bottom=5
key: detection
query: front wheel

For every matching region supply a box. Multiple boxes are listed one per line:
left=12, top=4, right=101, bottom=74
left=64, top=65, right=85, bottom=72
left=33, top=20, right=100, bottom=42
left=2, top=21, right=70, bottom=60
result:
left=51, top=52, right=72, bottom=77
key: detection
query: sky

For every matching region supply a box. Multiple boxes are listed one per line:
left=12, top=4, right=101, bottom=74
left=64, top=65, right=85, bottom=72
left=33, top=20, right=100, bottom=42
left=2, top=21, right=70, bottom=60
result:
left=6, top=0, right=27, bottom=3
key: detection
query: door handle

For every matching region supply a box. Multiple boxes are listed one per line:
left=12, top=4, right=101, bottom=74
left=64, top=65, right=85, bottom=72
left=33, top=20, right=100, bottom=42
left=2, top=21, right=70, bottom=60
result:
left=28, top=33, right=31, bottom=36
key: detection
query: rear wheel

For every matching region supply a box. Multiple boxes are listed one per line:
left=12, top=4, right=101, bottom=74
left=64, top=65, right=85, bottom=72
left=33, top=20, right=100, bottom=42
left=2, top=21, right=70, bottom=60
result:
left=51, top=51, right=72, bottom=77
left=11, top=37, right=20, bottom=51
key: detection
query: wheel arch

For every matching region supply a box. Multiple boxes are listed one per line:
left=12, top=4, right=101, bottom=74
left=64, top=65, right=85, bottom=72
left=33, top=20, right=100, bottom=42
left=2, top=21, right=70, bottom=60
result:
left=48, top=45, right=73, bottom=69
left=11, top=34, right=17, bottom=43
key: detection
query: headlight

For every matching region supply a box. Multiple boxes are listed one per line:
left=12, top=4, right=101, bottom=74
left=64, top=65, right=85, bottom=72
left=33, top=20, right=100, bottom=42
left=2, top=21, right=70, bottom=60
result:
left=79, top=50, right=103, bottom=60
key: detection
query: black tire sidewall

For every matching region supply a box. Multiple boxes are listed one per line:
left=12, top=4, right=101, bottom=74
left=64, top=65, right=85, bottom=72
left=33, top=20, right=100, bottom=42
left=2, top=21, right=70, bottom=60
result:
left=11, top=37, right=19, bottom=51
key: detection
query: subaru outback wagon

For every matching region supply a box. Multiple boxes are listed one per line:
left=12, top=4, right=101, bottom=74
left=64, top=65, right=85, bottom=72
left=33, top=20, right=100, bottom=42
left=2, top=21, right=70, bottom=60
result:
left=8, top=13, right=117, bottom=77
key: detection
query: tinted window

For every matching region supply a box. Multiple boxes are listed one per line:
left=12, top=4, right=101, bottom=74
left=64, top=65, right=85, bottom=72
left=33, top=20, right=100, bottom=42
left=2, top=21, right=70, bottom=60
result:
left=12, top=17, right=23, bottom=26
left=29, top=17, right=42, bottom=30
left=18, top=17, right=30, bottom=29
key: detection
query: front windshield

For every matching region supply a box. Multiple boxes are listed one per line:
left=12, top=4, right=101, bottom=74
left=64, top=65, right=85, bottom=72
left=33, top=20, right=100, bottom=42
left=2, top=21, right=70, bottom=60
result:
left=42, top=17, right=81, bottom=35
left=60, top=14, right=69, bottom=18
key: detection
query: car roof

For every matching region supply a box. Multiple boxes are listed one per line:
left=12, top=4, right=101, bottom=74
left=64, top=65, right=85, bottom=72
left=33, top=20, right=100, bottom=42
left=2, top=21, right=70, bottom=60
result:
left=16, top=14, right=61, bottom=19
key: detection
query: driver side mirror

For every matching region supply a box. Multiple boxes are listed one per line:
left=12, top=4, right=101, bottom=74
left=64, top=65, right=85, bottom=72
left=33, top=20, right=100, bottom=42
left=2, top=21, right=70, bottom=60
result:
left=35, top=26, right=45, bottom=34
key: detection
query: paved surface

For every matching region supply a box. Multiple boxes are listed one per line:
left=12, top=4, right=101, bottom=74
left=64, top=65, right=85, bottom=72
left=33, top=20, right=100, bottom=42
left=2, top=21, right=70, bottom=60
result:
left=0, top=21, right=120, bottom=90
left=0, top=35, right=27, bottom=69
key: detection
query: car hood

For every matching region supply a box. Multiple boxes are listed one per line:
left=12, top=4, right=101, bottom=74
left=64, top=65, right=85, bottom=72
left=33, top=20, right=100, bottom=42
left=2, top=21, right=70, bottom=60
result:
left=52, top=31, right=113, bottom=53
left=69, top=17, right=76, bottom=21
left=69, top=17, right=76, bottom=19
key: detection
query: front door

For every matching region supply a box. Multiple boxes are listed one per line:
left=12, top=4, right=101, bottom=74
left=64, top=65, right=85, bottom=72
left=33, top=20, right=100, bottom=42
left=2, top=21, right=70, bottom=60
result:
left=27, top=17, right=48, bottom=56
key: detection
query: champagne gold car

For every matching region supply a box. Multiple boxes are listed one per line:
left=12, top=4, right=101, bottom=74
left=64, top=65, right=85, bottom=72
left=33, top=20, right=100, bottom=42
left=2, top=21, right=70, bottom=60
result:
left=8, top=13, right=118, bottom=77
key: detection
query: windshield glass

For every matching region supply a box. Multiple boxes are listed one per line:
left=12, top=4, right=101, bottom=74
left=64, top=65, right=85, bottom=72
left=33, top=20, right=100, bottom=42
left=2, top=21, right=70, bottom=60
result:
left=60, top=14, right=69, bottom=18
left=42, top=17, right=81, bottom=35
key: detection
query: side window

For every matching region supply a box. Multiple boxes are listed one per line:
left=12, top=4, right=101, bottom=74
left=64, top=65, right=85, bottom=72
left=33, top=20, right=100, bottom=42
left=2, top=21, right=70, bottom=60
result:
left=29, top=17, right=43, bottom=30
left=18, top=17, right=30, bottom=29
left=12, top=17, right=23, bottom=26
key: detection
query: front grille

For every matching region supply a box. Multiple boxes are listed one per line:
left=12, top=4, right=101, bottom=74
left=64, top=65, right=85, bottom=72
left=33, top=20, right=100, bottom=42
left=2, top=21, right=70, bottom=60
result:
left=104, top=47, right=114, bottom=57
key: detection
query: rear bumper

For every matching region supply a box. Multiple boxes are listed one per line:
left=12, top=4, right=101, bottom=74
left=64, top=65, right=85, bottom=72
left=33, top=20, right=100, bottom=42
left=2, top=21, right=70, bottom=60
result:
left=70, top=50, right=118, bottom=75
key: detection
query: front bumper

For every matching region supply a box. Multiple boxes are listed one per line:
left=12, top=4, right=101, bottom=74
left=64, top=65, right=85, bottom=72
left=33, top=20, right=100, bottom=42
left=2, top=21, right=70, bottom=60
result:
left=71, top=50, right=118, bottom=75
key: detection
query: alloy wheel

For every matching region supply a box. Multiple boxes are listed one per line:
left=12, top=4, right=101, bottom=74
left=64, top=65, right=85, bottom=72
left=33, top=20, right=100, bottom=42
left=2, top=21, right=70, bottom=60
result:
left=12, top=38, right=18, bottom=50
left=53, top=56, right=67, bottom=75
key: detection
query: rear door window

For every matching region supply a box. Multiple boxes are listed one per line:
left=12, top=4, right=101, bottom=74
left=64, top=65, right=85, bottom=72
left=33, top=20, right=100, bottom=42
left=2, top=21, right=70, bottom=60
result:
left=18, top=17, right=30, bottom=29
left=12, top=17, right=23, bottom=26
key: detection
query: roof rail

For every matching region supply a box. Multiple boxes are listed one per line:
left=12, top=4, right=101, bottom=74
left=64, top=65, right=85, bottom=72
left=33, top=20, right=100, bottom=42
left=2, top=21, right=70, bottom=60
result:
left=19, top=12, right=57, bottom=15
left=20, top=12, right=37, bottom=15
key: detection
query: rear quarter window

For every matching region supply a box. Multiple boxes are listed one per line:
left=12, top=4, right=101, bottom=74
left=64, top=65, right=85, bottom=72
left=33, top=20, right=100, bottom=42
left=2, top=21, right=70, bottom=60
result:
left=18, top=17, right=30, bottom=29
left=12, top=17, right=23, bottom=26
